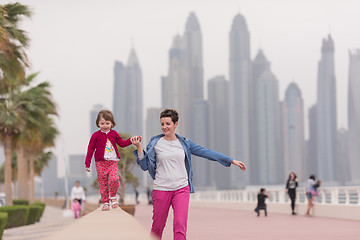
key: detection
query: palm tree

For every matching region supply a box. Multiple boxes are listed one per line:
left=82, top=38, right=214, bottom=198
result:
left=25, top=117, right=58, bottom=202
left=0, top=3, right=31, bottom=90
left=0, top=3, right=31, bottom=89
left=0, top=74, right=57, bottom=204
left=17, top=77, right=58, bottom=201
left=0, top=2, right=31, bottom=205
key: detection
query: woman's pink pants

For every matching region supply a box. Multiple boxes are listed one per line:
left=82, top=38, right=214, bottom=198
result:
left=151, top=185, right=190, bottom=240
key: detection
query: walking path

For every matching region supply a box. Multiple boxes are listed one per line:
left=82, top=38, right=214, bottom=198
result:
left=135, top=202, right=360, bottom=240
left=3, top=206, right=74, bottom=240
left=3, top=201, right=360, bottom=240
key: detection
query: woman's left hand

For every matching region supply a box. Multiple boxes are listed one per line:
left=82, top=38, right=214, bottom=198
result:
left=232, top=160, right=246, bottom=171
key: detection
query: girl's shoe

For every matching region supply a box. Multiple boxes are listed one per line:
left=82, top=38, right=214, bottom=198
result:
left=102, top=203, right=110, bottom=211
left=111, top=201, right=119, bottom=209
left=110, top=197, right=119, bottom=209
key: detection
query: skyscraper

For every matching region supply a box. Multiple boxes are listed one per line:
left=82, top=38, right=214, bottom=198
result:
left=41, top=156, right=59, bottom=197
left=113, top=49, right=143, bottom=137
left=283, top=83, right=305, bottom=179
left=306, top=105, right=318, bottom=178
left=113, top=49, right=143, bottom=191
left=162, top=34, right=188, bottom=136
left=336, top=128, right=350, bottom=185
left=250, top=49, right=270, bottom=185
left=146, top=108, right=161, bottom=144
left=143, top=107, right=162, bottom=189
left=348, top=49, right=360, bottom=184
left=162, top=12, right=204, bottom=139
left=229, top=13, right=251, bottom=188
left=256, top=71, right=281, bottom=184
left=316, top=35, right=337, bottom=182
left=191, top=100, right=211, bottom=190
left=185, top=12, right=204, bottom=138
left=208, top=76, right=231, bottom=189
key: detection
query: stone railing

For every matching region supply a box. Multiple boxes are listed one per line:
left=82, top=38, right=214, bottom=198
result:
left=188, top=186, right=360, bottom=220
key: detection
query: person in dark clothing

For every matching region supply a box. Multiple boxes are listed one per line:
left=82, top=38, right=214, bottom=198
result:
left=255, top=188, right=268, bottom=217
left=286, top=172, right=298, bottom=215
left=146, top=187, right=153, bottom=205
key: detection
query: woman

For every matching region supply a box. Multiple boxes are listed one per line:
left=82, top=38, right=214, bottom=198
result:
left=305, top=175, right=321, bottom=216
left=285, top=172, right=298, bottom=215
left=132, top=109, right=246, bottom=240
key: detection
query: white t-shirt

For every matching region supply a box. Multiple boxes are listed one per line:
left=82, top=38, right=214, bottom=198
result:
left=70, top=186, right=86, bottom=201
left=152, top=137, right=188, bottom=191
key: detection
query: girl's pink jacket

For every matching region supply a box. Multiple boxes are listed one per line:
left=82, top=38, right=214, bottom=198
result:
left=85, top=130, right=132, bottom=168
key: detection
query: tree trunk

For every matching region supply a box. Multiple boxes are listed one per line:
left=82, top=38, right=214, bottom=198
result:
left=118, top=173, right=125, bottom=205
left=4, top=135, right=13, bottom=206
left=17, top=146, right=29, bottom=199
left=29, top=153, right=35, bottom=202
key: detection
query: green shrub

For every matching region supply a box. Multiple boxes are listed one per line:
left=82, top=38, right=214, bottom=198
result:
left=0, top=212, right=8, bottom=240
left=26, top=205, right=42, bottom=225
left=13, top=199, right=29, bottom=206
left=31, top=202, right=46, bottom=222
left=0, top=206, right=29, bottom=228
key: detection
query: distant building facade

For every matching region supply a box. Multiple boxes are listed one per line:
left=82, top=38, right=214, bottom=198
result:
left=348, top=49, right=360, bottom=184
left=306, top=105, right=318, bottom=178
left=256, top=71, right=282, bottom=184
left=282, top=83, right=305, bottom=179
left=208, top=76, right=231, bottom=189
left=316, top=35, right=337, bottom=182
left=113, top=49, right=143, bottom=137
left=228, top=13, right=251, bottom=188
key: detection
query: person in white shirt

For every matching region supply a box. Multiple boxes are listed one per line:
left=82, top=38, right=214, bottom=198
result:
left=70, top=181, right=86, bottom=213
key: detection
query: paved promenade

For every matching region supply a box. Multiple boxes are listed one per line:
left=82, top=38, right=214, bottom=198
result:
left=135, top=202, right=360, bottom=240
left=3, top=202, right=360, bottom=240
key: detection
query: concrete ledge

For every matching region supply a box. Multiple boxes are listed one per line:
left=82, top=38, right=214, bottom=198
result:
left=190, top=201, right=360, bottom=221
left=43, top=207, right=156, bottom=240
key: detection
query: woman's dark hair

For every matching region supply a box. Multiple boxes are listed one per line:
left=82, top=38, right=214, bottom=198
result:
left=160, top=108, right=179, bottom=124
left=288, top=172, right=297, bottom=179
left=309, top=175, right=316, bottom=180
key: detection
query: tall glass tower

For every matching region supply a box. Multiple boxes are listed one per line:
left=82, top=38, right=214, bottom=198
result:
left=283, top=83, right=305, bottom=179
left=316, top=35, right=337, bottom=182
left=113, top=49, right=143, bottom=137
left=348, top=49, right=360, bottom=184
left=229, top=13, right=251, bottom=188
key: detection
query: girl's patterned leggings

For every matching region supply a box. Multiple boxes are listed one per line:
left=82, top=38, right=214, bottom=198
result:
left=96, top=160, right=119, bottom=204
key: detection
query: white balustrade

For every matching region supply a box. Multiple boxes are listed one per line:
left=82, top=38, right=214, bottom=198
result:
left=190, top=186, right=360, bottom=206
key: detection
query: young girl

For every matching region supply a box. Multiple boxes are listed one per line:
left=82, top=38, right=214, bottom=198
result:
left=85, top=109, right=138, bottom=211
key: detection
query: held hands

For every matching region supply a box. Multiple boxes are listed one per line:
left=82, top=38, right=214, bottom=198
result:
left=131, top=136, right=142, bottom=148
left=232, top=160, right=246, bottom=171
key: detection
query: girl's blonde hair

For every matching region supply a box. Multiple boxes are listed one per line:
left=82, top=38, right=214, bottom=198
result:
left=96, top=110, right=117, bottom=128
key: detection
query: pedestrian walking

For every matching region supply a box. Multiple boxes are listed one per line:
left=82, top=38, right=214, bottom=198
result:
left=70, top=180, right=86, bottom=217
left=305, top=175, right=321, bottom=216
left=285, top=172, right=298, bottom=215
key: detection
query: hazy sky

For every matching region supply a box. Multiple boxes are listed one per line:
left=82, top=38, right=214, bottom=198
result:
left=3, top=0, right=359, bottom=173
